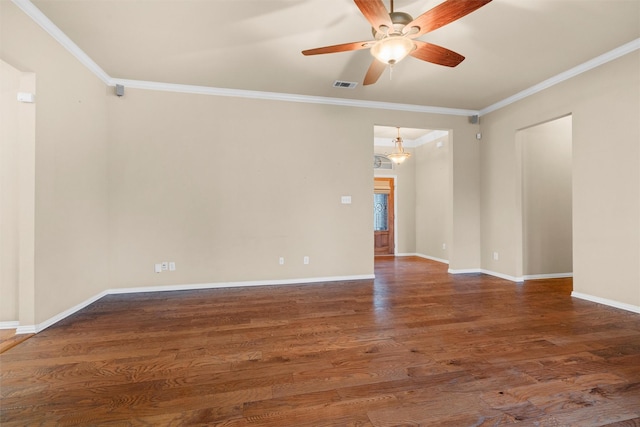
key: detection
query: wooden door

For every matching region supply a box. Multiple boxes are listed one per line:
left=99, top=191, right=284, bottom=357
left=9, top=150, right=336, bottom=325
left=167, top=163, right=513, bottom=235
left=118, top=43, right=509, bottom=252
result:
left=374, top=177, right=395, bottom=255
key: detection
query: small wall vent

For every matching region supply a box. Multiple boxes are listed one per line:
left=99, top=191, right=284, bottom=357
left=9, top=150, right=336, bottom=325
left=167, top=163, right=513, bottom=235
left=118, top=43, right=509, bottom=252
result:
left=333, top=80, right=358, bottom=89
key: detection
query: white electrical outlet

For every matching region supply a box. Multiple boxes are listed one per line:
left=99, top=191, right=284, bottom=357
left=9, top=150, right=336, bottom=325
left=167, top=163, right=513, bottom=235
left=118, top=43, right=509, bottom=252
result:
left=493, top=252, right=499, bottom=261
left=161, top=261, right=169, bottom=271
left=154, top=263, right=162, bottom=273
left=442, top=243, right=446, bottom=250
left=279, top=257, right=285, bottom=265
left=303, top=256, right=309, bottom=265
left=169, top=262, right=176, bottom=271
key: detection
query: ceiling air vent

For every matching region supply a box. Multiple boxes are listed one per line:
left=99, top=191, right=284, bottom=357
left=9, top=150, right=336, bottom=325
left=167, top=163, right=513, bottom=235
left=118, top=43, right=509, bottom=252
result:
left=333, top=80, right=358, bottom=89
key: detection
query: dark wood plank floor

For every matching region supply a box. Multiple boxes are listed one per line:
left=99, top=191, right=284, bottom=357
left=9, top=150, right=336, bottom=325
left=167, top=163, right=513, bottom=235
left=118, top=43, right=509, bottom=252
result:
left=1, top=257, right=639, bottom=426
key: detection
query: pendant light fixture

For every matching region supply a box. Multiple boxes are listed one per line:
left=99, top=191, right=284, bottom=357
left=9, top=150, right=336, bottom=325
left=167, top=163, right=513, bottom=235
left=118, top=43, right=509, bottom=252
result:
left=387, top=127, right=411, bottom=164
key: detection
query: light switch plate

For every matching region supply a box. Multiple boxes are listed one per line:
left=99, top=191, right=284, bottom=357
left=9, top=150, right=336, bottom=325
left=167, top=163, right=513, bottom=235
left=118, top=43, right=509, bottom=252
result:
left=17, top=92, right=35, bottom=103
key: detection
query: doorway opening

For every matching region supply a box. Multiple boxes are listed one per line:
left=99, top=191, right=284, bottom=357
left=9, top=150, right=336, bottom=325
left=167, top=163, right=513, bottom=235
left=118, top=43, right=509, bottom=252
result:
left=374, top=177, right=395, bottom=255
left=373, top=125, right=451, bottom=262
left=0, top=60, right=36, bottom=331
left=518, top=114, right=573, bottom=279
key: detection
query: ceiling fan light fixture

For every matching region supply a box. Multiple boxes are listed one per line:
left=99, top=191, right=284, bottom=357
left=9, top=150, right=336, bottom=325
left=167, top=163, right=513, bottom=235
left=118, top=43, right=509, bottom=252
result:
left=387, top=127, right=411, bottom=164
left=370, top=34, right=415, bottom=65
left=302, top=0, right=492, bottom=85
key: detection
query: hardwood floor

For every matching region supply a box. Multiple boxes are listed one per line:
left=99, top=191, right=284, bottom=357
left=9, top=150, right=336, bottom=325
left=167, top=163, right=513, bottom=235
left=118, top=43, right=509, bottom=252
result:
left=1, top=257, right=639, bottom=426
left=0, top=329, right=33, bottom=354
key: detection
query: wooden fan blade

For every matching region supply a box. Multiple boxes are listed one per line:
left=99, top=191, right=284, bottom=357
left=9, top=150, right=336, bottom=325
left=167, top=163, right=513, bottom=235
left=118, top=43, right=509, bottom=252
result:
left=410, top=41, right=465, bottom=67
left=354, top=0, right=393, bottom=33
left=404, top=0, right=492, bottom=38
left=302, top=40, right=374, bottom=56
left=363, top=59, right=386, bottom=85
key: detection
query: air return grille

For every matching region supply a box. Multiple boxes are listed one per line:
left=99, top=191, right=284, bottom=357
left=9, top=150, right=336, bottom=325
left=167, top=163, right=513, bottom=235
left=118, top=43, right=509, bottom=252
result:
left=333, top=80, right=358, bottom=89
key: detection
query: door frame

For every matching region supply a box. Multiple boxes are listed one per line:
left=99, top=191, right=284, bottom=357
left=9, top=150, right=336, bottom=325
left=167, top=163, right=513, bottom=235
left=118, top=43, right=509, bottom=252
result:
left=374, top=176, right=397, bottom=256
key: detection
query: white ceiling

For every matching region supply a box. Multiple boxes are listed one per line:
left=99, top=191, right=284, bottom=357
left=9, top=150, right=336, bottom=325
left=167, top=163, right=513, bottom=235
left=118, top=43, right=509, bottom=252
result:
left=374, top=125, right=441, bottom=145
left=25, top=0, right=638, bottom=114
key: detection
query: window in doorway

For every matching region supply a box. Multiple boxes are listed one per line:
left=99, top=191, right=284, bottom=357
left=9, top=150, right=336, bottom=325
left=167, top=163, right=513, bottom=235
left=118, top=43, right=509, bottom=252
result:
left=374, top=194, right=388, bottom=231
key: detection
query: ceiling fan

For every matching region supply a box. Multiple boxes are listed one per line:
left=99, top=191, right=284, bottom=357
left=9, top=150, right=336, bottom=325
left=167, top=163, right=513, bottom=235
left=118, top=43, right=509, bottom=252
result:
left=302, top=0, right=492, bottom=85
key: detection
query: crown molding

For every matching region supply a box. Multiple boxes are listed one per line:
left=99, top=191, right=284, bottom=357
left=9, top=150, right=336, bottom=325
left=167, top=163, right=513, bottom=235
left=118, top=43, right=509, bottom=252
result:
left=110, top=78, right=477, bottom=116
left=12, top=0, right=639, bottom=118
left=479, top=38, right=640, bottom=116
left=10, top=0, right=475, bottom=116
left=12, top=0, right=112, bottom=85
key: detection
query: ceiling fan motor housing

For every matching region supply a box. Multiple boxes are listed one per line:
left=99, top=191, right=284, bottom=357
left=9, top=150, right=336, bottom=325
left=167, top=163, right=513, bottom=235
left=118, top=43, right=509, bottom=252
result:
left=372, top=11, right=414, bottom=39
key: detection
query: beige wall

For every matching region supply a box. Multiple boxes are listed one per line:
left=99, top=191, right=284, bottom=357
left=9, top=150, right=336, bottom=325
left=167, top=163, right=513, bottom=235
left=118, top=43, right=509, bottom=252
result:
left=107, top=90, right=376, bottom=287
left=1, top=1, right=110, bottom=324
left=0, top=60, right=21, bottom=322
left=415, top=135, right=450, bottom=261
left=521, top=115, right=572, bottom=276
left=481, top=52, right=639, bottom=307
left=0, top=59, right=36, bottom=327
left=107, top=93, right=479, bottom=289
left=103, top=94, right=478, bottom=313
left=450, top=126, right=482, bottom=271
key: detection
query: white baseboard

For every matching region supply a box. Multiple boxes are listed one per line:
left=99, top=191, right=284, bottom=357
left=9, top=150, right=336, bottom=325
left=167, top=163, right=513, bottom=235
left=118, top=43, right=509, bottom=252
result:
left=448, top=268, right=524, bottom=282
left=108, top=274, right=374, bottom=296
left=18, top=274, right=375, bottom=334
left=445, top=271, right=638, bottom=315
left=16, top=289, right=109, bottom=335
left=571, top=292, right=640, bottom=314
left=462, top=269, right=573, bottom=283
left=523, top=272, right=573, bottom=280
left=0, top=321, right=20, bottom=330
left=377, top=256, right=571, bottom=283
left=448, top=268, right=481, bottom=275
left=408, top=253, right=449, bottom=264
left=16, top=325, right=36, bottom=334
left=481, top=269, right=524, bottom=282
left=447, top=268, right=482, bottom=274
